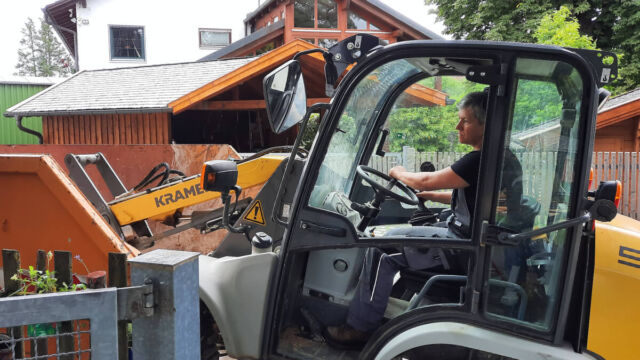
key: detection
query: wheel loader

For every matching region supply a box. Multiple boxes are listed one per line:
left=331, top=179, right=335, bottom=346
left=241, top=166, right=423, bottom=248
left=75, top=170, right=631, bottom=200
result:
left=1, top=34, right=637, bottom=359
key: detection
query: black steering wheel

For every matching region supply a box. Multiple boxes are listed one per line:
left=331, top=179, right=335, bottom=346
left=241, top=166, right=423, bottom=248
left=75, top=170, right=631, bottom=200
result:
left=356, top=165, right=419, bottom=205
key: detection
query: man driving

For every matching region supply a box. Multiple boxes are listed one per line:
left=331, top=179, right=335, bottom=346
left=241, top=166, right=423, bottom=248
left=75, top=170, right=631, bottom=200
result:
left=325, top=91, right=493, bottom=348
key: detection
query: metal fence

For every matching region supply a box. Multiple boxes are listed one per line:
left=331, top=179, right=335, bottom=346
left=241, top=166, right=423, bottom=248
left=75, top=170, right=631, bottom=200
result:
left=0, top=249, right=200, bottom=360
left=372, top=147, right=640, bottom=220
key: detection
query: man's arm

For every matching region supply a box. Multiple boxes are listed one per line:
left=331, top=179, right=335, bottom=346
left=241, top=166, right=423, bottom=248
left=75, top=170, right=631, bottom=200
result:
left=417, top=190, right=452, bottom=204
left=389, top=166, right=469, bottom=191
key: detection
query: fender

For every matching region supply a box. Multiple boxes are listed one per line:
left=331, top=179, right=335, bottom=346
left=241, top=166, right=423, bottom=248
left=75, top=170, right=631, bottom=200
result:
left=374, top=322, right=597, bottom=360
left=199, top=253, right=277, bottom=359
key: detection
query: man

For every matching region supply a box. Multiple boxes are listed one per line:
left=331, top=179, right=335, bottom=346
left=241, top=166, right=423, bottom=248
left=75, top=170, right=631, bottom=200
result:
left=324, top=91, right=494, bottom=348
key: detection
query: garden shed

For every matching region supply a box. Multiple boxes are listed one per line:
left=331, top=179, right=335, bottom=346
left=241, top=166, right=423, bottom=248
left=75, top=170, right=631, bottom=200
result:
left=0, top=76, right=61, bottom=144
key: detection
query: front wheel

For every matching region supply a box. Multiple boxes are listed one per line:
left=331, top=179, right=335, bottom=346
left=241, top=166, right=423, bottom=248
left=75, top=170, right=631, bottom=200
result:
left=200, top=301, right=224, bottom=360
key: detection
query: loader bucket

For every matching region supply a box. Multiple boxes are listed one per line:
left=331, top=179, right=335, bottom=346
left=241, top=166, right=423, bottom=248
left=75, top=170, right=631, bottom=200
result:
left=0, top=154, right=139, bottom=275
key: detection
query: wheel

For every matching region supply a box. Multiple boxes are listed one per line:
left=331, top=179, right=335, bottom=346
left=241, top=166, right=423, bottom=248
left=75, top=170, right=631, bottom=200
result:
left=200, top=301, right=223, bottom=360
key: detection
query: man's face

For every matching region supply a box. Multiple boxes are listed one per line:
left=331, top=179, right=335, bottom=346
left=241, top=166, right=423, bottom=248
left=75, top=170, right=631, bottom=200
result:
left=456, top=107, right=484, bottom=148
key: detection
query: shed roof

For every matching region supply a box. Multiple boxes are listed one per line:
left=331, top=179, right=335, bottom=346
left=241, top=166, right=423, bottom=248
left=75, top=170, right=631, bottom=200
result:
left=5, top=58, right=256, bottom=117
left=600, top=88, right=640, bottom=113
left=0, top=75, right=64, bottom=86
left=597, top=88, right=640, bottom=130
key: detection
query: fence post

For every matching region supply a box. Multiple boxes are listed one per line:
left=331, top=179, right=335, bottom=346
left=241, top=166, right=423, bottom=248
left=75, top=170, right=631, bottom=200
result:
left=109, top=253, right=129, bottom=360
left=54, top=250, right=74, bottom=360
left=403, top=146, right=417, bottom=172
left=2, top=249, right=24, bottom=358
left=129, top=249, right=200, bottom=360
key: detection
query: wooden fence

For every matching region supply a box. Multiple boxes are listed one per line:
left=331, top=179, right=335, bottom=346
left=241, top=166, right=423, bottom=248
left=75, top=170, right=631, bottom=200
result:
left=370, top=148, right=640, bottom=220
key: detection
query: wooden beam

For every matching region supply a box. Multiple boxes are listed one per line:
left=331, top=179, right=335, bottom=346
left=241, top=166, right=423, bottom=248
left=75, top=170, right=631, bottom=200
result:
left=170, top=40, right=321, bottom=114
left=195, top=98, right=331, bottom=111
left=597, top=99, right=640, bottom=130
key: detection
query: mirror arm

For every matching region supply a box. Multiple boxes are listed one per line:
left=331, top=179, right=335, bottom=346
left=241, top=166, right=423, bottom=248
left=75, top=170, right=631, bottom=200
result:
left=293, top=48, right=328, bottom=61
left=272, top=102, right=331, bottom=227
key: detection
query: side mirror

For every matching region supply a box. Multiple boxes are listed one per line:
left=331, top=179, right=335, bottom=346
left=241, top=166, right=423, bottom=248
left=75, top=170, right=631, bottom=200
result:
left=200, top=160, right=238, bottom=194
left=263, top=60, right=307, bottom=134
left=595, top=180, right=621, bottom=207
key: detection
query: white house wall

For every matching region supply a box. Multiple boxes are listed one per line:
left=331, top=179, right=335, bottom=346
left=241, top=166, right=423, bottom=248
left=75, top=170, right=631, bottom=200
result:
left=75, top=0, right=256, bottom=70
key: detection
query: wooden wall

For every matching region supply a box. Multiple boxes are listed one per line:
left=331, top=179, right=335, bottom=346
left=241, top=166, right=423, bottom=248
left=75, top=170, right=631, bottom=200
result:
left=42, top=112, right=171, bottom=144
left=595, top=116, right=639, bottom=152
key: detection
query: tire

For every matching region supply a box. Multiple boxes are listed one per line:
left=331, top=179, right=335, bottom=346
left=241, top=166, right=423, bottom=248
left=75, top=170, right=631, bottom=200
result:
left=200, top=301, right=223, bottom=360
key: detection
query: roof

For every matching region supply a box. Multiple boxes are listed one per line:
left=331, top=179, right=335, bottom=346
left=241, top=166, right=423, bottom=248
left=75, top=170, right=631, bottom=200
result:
left=5, top=58, right=256, bottom=117
left=600, top=88, right=640, bottom=113
left=597, top=87, right=640, bottom=130
left=200, top=20, right=285, bottom=62
left=244, top=0, right=443, bottom=40
left=365, top=0, right=443, bottom=40
left=0, top=75, right=64, bottom=86
left=171, top=40, right=321, bottom=114
left=43, top=0, right=78, bottom=58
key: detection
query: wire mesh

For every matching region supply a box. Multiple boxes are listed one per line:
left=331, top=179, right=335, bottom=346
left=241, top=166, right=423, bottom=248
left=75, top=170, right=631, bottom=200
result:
left=0, top=320, right=91, bottom=360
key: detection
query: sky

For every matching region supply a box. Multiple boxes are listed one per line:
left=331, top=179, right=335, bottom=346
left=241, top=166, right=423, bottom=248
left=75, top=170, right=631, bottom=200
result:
left=0, top=0, right=447, bottom=77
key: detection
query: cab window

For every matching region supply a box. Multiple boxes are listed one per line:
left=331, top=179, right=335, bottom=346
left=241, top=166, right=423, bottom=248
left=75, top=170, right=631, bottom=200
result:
left=486, top=58, right=584, bottom=330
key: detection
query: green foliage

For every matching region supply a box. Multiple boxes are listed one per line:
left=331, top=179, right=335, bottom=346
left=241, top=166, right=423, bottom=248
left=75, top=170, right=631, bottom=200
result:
left=386, top=77, right=484, bottom=152
left=534, top=6, right=596, bottom=49
left=426, top=0, right=640, bottom=92
left=8, top=251, right=86, bottom=296
left=512, top=80, right=563, bottom=132
left=15, top=17, right=75, bottom=77
left=387, top=105, right=470, bottom=152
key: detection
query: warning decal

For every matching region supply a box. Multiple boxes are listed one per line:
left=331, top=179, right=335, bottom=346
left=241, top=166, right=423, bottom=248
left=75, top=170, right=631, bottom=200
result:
left=243, top=200, right=266, bottom=225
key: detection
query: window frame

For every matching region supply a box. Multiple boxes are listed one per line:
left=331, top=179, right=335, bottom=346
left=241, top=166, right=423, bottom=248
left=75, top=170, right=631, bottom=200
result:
left=109, top=25, right=146, bottom=61
left=198, top=28, right=232, bottom=49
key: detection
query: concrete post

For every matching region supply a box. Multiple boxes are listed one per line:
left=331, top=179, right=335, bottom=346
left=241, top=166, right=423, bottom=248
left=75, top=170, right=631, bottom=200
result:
left=129, top=249, right=200, bottom=360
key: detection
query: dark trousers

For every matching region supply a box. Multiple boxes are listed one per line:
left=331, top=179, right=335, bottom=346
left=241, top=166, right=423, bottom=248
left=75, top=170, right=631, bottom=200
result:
left=346, top=246, right=450, bottom=332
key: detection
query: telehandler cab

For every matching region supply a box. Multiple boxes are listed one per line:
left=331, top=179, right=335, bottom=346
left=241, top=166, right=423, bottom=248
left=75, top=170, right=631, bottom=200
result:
left=196, top=34, right=638, bottom=360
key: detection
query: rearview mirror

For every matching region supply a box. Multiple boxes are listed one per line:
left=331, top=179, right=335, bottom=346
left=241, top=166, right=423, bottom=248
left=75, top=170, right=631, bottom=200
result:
left=263, top=60, right=307, bottom=134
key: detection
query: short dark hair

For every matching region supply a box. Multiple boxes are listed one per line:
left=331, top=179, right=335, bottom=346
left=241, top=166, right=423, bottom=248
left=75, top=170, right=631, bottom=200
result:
left=458, top=91, right=487, bottom=125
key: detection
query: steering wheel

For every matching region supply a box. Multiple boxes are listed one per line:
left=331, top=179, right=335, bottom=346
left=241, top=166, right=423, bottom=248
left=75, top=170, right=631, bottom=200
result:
left=356, top=165, right=419, bottom=205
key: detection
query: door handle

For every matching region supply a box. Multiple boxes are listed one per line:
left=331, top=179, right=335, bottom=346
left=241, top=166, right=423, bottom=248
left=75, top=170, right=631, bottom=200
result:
left=300, top=221, right=346, bottom=237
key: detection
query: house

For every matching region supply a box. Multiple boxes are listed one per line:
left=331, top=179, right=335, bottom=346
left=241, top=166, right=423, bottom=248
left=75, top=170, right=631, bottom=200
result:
left=43, top=0, right=254, bottom=71
left=5, top=40, right=446, bottom=151
left=201, top=0, right=442, bottom=61
left=595, top=88, right=640, bottom=152
left=0, top=76, right=61, bottom=144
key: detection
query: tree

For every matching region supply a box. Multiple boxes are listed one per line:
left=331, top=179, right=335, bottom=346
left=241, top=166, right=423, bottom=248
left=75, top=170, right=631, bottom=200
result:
left=534, top=6, right=596, bottom=49
left=15, top=18, right=39, bottom=77
left=15, top=17, right=74, bottom=77
left=426, top=0, right=640, bottom=92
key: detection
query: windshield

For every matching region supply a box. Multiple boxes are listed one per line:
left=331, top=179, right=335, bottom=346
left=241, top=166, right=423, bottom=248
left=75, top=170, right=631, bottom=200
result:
left=308, top=59, right=421, bottom=208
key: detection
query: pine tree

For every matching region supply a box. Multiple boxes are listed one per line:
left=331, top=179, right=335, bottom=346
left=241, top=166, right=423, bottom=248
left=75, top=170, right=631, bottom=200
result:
left=15, top=17, right=39, bottom=76
left=38, top=20, right=74, bottom=76
left=15, top=17, right=75, bottom=77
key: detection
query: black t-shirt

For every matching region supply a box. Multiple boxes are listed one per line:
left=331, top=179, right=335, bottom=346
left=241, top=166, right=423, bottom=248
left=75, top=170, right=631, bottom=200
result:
left=450, top=150, right=480, bottom=215
left=450, top=149, right=525, bottom=229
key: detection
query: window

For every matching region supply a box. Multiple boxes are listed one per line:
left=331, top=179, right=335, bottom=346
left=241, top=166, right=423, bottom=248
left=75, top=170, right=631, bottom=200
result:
left=199, top=29, right=231, bottom=48
left=295, top=0, right=337, bottom=28
left=347, top=12, right=367, bottom=30
left=317, top=0, right=337, bottom=28
left=486, top=58, right=584, bottom=331
left=318, top=38, right=338, bottom=49
left=347, top=11, right=380, bottom=30
left=110, top=26, right=145, bottom=60
left=294, top=0, right=314, bottom=28
left=301, top=38, right=315, bottom=45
